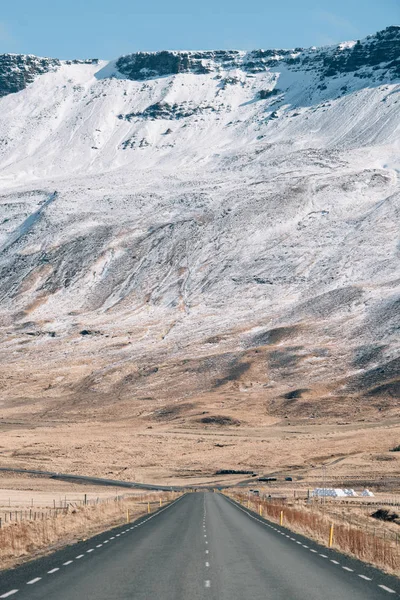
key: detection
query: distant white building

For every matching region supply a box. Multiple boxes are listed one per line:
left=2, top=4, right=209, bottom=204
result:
left=343, top=489, right=358, bottom=497
left=360, top=489, right=374, bottom=497
left=312, top=488, right=346, bottom=497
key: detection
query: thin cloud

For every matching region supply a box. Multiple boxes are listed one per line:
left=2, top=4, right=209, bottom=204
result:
left=313, top=10, right=360, bottom=38
left=0, top=21, right=16, bottom=49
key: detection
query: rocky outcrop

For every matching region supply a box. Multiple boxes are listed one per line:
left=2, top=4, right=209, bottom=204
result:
left=115, top=26, right=400, bottom=82
left=0, top=54, right=60, bottom=98
left=321, top=26, right=400, bottom=77
left=116, top=50, right=241, bottom=80
left=118, top=101, right=216, bottom=122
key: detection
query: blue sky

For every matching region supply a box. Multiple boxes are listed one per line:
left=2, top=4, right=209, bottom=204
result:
left=0, top=0, right=398, bottom=58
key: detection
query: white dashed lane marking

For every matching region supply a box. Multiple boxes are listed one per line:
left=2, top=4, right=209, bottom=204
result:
left=378, top=585, right=396, bottom=594
left=75, top=554, right=84, bottom=559
left=205, top=562, right=210, bottom=567
left=204, top=580, right=211, bottom=588
left=63, top=561, right=73, bottom=566
left=342, top=567, right=353, bottom=572
left=359, top=575, right=372, bottom=581
left=0, top=591, right=19, bottom=598
left=27, top=578, right=42, bottom=585
left=330, top=560, right=340, bottom=565
left=86, top=549, right=94, bottom=553
left=47, top=568, right=59, bottom=574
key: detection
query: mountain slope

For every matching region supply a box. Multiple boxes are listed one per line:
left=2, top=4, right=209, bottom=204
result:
left=0, top=27, right=399, bottom=430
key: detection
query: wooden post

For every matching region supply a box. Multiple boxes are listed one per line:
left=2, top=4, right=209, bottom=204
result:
left=329, top=524, right=334, bottom=548
left=280, top=511, right=283, bottom=526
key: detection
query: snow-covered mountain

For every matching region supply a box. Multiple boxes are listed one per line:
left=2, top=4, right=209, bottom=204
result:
left=0, top=27, right=399, bottom=423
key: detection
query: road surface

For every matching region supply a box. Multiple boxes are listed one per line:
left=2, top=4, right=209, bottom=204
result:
left=0, top=467, right=181, bottom=491
left=0, top=493, right=398, bottom=599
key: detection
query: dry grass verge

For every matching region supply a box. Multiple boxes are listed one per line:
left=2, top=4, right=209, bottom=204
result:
left=0, top=492, right=180, bottom=571
left=227, top=491, right=399, bottom=576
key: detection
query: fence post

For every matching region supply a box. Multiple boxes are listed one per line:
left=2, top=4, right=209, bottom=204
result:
left=126, top=509, right=130, bottom=523
left=329, top=524, right=334, bottom=547
left=160, top=498, right=162, bottom=507
left=147, top=502, right=150, bottom=514
left=280, top=511, right=284, bottom=526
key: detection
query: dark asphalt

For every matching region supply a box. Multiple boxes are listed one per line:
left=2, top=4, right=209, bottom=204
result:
left=0, top=493, right=398, bottom=599
left=0, top=467, right=181, bottom=491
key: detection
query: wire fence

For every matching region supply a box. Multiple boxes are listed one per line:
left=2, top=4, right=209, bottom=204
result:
left=0, top=492, right=166, bottom=530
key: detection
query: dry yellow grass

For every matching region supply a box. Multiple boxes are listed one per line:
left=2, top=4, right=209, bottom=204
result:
left=0, top=492, right=179, bottom=571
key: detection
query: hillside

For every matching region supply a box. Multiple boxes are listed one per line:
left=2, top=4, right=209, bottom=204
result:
left=0, top=27, right=398, bottom=480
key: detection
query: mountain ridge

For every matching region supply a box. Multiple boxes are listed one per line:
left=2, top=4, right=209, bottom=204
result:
left=0, top=26, right=398, bottom=431
left=0, top=25, right=398, bottom=99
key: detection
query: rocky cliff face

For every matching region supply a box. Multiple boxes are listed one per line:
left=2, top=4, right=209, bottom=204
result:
left=115, top=26, right=400, bottom=81
left=0, top=26, right=398, bottom=98
left=0, top=54, right=60, bottom=98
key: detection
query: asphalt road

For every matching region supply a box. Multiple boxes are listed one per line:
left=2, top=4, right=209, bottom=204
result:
left=0, top=467, right=181, bottom=491
left=0, top=493, right=398, bottom=599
